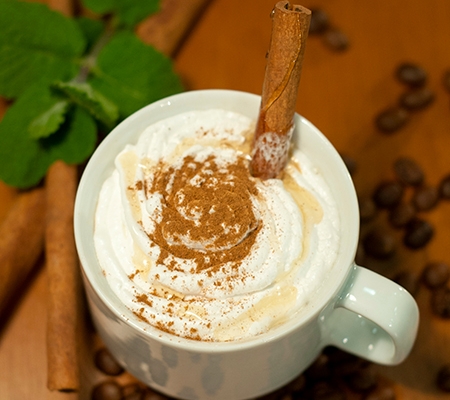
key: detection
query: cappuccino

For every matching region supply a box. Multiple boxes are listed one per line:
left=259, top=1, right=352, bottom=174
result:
left=94, top=109, right=340, bottom=342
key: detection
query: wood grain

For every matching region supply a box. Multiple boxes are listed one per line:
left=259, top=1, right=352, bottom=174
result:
left=1, top=0, right=450, bottom=399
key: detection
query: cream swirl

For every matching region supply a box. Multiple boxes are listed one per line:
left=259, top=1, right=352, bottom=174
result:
left=94, top=109, right=340, bottom=341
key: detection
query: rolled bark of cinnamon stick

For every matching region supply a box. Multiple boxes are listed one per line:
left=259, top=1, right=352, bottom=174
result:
left=250, top=1, right=311, bottom=180
left=136, top=0, right=214, bottom=57
left=0, top=187, right=46, bottom=319
left=45, top=161, right=81, bottom=392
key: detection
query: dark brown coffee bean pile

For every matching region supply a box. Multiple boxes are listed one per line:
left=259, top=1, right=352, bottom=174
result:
left=91, top=346, right=170, bottom=400
left=419, top=260, right=450, bottom=320
left=289, top=347, right=397, bottom=400
left=375, top=62, right=435, bottom=134
left=363, top=156, right=439, bottom=252
left=308, top=8, right=349, bottom=52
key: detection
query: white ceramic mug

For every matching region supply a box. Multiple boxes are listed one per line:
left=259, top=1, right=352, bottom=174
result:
left=74, top=90, right=419, bottom=400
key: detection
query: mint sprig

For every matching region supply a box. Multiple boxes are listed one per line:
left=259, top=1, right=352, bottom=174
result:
left=0, top=0, right=85, bottom=99
left=28, top=99, right=70, bottom=139
left=0, top=0, right=183, bottom=189
left=0, top=82, right=97, bottom=188
left=89, top=31, right=183, bottom=118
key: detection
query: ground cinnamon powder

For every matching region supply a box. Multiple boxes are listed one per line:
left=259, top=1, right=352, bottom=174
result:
left=146, top=153, right=260, bottom=273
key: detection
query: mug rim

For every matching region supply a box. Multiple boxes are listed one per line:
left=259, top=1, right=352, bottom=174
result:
left=74, top=89, right=359, bottom=352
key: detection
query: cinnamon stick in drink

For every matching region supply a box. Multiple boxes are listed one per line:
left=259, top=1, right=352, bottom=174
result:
left=45, top=161, right=81, bottom=392
left=250, top=1, right=311, bottom=180
left=0, top=187, right=46, bottom=319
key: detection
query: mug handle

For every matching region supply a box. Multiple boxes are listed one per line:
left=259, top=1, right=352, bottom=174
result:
left=321, top=264, right=419, bottom=365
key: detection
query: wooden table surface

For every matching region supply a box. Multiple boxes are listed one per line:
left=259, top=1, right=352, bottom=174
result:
left=1, top=0, right=450, bottom=399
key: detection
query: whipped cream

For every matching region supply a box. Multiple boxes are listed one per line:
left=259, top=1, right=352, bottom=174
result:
left=94, top=109, right=340, bottom=341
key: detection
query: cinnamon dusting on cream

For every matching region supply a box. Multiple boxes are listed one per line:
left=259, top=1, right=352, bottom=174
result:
left=145, top=153, right=261, bottom=273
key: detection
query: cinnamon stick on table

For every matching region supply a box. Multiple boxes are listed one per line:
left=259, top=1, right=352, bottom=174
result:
left=45, top=161, right=81, bottom=392
left=136, top=0, right=214, bottom=57
left=43, top=0, right=215, bottom=392
left=0, top=188, right=46, bottom=319
left=250, top=1, right=311, bottom=180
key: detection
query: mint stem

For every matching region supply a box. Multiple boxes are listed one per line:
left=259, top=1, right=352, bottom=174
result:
left=75, top=22, right=116, bottom=83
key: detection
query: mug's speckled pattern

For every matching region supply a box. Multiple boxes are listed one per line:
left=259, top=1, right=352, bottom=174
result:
left=74, top=90, right=419, bottom=400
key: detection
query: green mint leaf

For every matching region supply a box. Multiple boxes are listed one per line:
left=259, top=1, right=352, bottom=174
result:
left=0, top=0, right=86, bottom=99
left=76, top=16, right=105, bottom=53
left=0, top=83, right=96, bottom=188
left=54, top=81, right=119, bottom=128
left=89, top=31, right=183, bottom=119
left=82, top=0, right=160, bottom=28
left=28, top=100, right=70, bottom=139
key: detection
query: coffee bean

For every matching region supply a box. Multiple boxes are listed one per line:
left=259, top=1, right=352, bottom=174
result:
left=326, top=348, right=369, bottom=377
left=142, top=389, right=169, bottom=400
left=311, top=381, right=345, bottom=400
left=373, top=181, right=404, bottom=209
left=123, top=393, right=142, bottom=400
left=395, top=62, right=427, bottom=87
left=306, top=353, right=331, bottom=381
left=399, top=87, right=435, bottom=110
left=287, top=374, right=306, bottom=393
left=393, top=157, right=424, bottom=186
left=443, top=69, right=450, bottom=93
left=431, top=287, right=450, bottom=318
left=91, top=381, right=122, bottom=400
left=403, top=218, right=434, bottom=249
left=412, top=185, right=439, bottom=211
left=439, top=174, right=450, bottom=199
left=346, top=365, right=378, bottom=392
left=363, top=385, right=396, bottom=400
left=363, top=229, right=396, bottom=259
left=388, top=202, right=416, bottom=229
left=422, top=261, right=450, bottom=289
left=309, top=8, right=330, bottom=34
left=323, top=28, right=349, bottom=51
left=375, top=107, right=409, bottom=133
left=94, top=348, right=124, bottom=376
left=122, top=383, right=143, bottom=399
left=437, top=364, right=450, bottom=392
left=359, top=197, right=378, bottom=223
left=394, top=270, right=420, bottom=297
